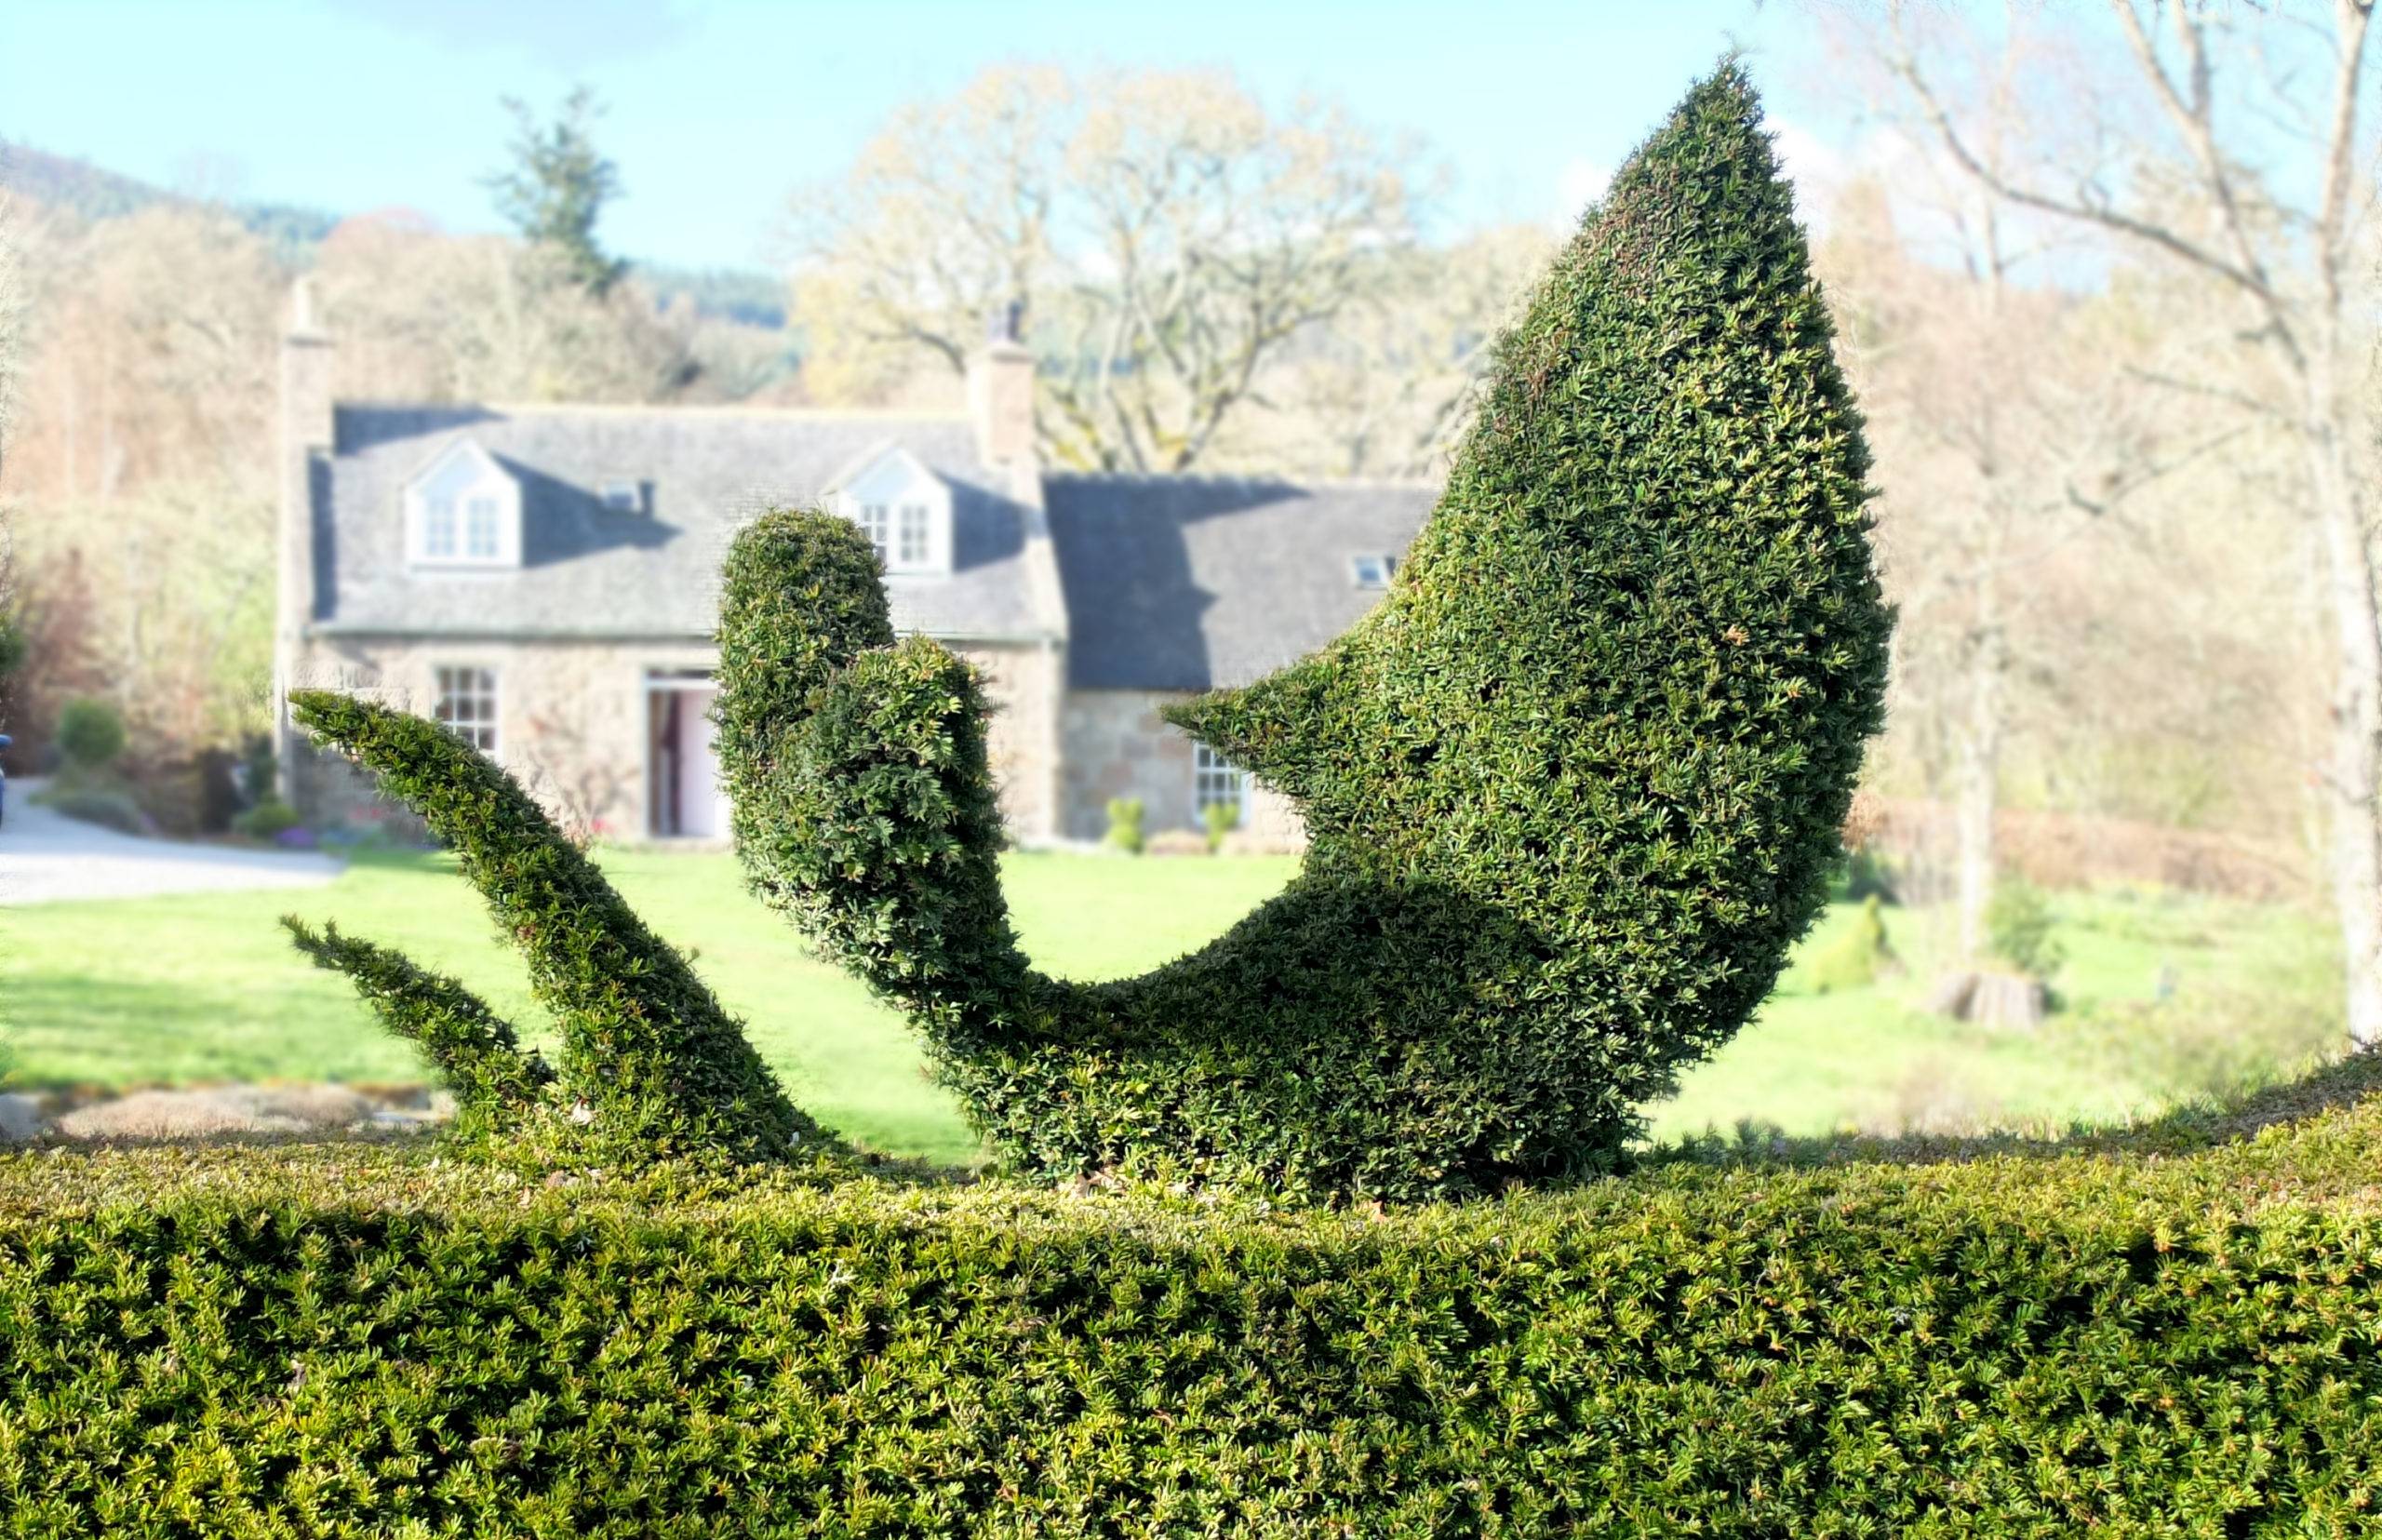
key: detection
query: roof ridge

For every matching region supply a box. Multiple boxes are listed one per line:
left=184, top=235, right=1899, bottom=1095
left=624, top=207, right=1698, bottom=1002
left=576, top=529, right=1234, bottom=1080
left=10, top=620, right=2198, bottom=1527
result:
left=334, top=399, right=972, bottom=424
left=1043, top=469, right=1440, bottom=490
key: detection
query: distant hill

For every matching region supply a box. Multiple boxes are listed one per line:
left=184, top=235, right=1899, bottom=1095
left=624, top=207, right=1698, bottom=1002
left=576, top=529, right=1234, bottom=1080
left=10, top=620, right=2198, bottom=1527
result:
left=0, top=140, right=783, bottom=324
left=0, top=140, right=338, bottom=262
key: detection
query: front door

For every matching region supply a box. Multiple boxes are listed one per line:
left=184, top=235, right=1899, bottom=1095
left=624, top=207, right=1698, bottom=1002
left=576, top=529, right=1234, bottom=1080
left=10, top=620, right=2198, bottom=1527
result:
left=648, top=679, right=725, bottom=838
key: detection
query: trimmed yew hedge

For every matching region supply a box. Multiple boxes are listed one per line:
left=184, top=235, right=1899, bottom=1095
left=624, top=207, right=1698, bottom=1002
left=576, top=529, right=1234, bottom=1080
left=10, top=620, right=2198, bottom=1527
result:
left=7, top=1061, right=2380, bottom=1536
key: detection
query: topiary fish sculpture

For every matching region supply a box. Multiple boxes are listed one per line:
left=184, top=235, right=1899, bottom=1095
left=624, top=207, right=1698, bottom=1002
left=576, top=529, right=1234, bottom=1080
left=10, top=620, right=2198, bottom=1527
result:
left=711, top=62, right=1890, bottom=1200
left=284, top=63, right=1888, bottom=1200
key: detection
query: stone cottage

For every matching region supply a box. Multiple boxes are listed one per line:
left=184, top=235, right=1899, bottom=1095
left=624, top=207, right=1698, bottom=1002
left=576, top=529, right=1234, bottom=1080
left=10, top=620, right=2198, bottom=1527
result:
left=273, top=289, right=1435, bottom=847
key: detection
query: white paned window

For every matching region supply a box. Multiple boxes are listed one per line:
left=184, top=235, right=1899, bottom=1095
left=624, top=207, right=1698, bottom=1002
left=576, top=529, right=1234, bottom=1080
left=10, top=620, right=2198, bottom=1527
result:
left=1193, top=743, right=1246, bottom=816
left=464, top=496, right=501, bottom=559
left=423, top=496, right=459, bottom=559
left=854, top=502, right=892, bottom=564
left=407, top=439, right=520, bottom=569
left=434, top=666, right=501, bottom=754
left=897, top=503, right=931, bottom=568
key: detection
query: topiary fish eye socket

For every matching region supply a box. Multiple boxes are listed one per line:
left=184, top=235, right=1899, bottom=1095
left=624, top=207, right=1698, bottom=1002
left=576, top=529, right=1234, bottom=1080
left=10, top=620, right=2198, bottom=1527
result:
left=712, top=60, right=1890, bottom=1202
left=285, top=61, right=1889, bottom=1202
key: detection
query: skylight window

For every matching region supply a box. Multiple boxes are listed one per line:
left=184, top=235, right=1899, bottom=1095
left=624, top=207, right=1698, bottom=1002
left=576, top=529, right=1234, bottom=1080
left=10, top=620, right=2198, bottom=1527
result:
left=1351, top=554, right=1398, bottom=590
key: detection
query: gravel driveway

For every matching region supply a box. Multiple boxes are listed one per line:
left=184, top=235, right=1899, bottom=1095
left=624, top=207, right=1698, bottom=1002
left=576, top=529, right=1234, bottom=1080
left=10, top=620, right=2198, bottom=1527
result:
left=0, top=781, right=342, bottom=905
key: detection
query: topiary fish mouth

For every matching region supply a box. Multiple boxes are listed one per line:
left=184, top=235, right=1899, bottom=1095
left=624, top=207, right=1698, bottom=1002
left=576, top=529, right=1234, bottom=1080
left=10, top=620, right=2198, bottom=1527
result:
left=714, top=59, right=1893, bottom=1204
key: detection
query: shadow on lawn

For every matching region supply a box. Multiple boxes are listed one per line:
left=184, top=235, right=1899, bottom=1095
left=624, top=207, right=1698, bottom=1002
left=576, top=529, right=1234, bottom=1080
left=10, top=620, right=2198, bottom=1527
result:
left=1644, top=1043, right=2382, bottom=1173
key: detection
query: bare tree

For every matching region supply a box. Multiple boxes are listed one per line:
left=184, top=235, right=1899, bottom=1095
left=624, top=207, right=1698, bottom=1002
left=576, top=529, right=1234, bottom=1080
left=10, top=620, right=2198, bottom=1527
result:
left=784, top=64, right=1432, bottom=472
left=1880, top=0, right=2381, bottom=1043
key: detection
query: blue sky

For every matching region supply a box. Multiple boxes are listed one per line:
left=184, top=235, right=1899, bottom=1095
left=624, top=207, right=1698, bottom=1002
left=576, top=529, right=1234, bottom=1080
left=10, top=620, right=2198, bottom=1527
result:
left=2, top=0, right=1830, bottom=269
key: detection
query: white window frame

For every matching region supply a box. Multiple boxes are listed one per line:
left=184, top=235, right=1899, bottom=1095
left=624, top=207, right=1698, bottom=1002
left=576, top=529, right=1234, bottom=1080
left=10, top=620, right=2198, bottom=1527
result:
left=896, top=502, right=931, bottom=568
left=463, top=495, right=502, bottom=559
left=832, top=446, right=951, bottom=576
left=422, top=496, right=459, bottom=560
left=405, top=439, right=521, bottom=570
left=433, top=665, right=502, bottom=755
left=853, top=502, right=892, bottom=564
left=1193, top=743, right=1247, bottom=817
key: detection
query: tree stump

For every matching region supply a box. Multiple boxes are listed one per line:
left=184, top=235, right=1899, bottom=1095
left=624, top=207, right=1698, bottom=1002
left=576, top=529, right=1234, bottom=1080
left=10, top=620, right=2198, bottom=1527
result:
left=1926, top=970, right=2047, bottom=1030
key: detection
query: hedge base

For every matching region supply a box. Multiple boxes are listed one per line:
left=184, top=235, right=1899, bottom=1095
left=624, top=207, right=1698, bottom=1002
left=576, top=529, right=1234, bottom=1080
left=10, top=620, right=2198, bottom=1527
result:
left=4, top=1057, right=2379, bottom=1536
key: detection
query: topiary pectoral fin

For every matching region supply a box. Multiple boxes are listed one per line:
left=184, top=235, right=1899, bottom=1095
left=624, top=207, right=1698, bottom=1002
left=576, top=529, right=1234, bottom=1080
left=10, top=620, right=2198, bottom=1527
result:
left=288, top=690, right=826, bottom=1163
left=283, top=917, right=552, bottom=1110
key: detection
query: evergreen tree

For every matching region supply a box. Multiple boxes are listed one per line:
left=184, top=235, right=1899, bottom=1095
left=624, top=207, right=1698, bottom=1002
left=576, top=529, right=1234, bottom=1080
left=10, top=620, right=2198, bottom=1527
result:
left=486, top=86, right=627, bottom=297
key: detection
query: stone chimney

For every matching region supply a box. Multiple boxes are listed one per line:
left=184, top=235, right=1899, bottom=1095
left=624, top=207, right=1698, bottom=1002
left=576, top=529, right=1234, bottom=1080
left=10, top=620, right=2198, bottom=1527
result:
left=966, top=301, right=1036, bottom=476
left=274, top=277, right=335, bottom=805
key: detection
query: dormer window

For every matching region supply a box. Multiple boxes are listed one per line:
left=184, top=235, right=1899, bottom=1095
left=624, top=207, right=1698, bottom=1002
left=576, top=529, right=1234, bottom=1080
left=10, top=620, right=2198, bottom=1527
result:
left=1351, top=554, right=1398, bottom=590
left=831, top=445, right=951, bottom=577
left=406, top=438, right=521, bottom=569
left=600, top=479, right=642, bottom=514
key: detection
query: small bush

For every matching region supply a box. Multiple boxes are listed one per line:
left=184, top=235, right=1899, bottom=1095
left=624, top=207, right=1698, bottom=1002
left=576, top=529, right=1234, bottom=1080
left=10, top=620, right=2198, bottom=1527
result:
left=1104, top=796, right=1145, bottom=854
left=1201, top=799, right=1239, bottom=854
left=1987, top=876, right=2065, bottom=980
left=54, top=697, right=125, bottom=773
left=1809, top=894, right=1897, bottom=993
left=31, top=784, right=149, bottom=836
left=4, top=1061, right=2380, bottom=1533
left=231, top=797, right=301, bottom=840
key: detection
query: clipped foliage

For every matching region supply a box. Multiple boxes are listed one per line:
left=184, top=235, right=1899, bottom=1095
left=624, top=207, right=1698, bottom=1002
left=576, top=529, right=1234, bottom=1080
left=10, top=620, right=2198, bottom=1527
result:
left=1104, top=796, right=1145, bottom=854
left=283, top=690, right=828, bottom=1165
left=54, top=696, right=125, bottom=771
left=284, top=918, right=555, bottom=1120
left=6, top=1061, right=2382, bottom=1533
left=716, top=64, right=1889, bottom=1201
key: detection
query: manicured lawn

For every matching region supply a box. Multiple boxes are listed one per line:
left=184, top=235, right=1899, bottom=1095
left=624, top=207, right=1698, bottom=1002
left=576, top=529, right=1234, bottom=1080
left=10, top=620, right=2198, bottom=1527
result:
left=1, top=848, right=2344, bottom=1162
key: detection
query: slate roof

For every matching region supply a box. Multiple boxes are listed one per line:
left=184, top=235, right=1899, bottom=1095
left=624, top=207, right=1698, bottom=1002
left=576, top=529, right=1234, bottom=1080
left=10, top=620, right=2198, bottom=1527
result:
left=308, top=404, right=1439, bottom=691
left=314, top=405, right=1050, bottom=641
left=1044, top=475, right=1437, bottom=691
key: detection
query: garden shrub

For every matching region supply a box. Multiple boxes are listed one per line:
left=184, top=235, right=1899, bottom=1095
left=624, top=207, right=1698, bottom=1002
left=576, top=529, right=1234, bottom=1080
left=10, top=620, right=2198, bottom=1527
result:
left=54, top=696, right=125, bottom=773
left=279, top=690, right=832, bottom=1168
left=1105, top=795, right=1145, bottom=854
left=715, top=63, right=1889, bottom=1201
left=1987, top=877, right=2064, bottom=981
left=29, top=784, right=150, bottom=836
left=1202, top=798, right=1238, bottom=854
left=5, top=1057, right=2381, bottom=1534
left=231, top=796, right=301, bottom=841
left=1809, top=893, right=1897, bottom=993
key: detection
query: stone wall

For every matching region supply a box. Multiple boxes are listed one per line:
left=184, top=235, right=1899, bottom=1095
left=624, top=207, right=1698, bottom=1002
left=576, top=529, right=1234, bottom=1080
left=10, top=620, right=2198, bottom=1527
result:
left=1059, top=689, right=1304, bottom=850
left=288, top=635, right=1062, bottom=844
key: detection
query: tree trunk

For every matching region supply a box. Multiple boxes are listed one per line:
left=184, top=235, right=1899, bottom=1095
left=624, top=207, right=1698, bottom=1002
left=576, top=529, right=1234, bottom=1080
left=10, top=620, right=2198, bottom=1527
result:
left=1955, top=605, right=2005, bottom=964
left=2309, top=366, right=2382, bottom=1048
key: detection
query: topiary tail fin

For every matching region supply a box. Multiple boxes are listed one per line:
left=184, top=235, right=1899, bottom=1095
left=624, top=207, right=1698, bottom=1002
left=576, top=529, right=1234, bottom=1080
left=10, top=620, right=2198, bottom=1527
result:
left=288, top=689, right=827, bottom=1163
left=283, top=917, right=553, bottom=1111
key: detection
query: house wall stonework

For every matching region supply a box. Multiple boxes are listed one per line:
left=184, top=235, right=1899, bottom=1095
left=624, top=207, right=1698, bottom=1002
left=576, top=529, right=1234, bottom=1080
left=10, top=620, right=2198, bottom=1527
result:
left=1059, top=689, right=1304, bottom=850
left=288, top=635, right=1061, bottom=844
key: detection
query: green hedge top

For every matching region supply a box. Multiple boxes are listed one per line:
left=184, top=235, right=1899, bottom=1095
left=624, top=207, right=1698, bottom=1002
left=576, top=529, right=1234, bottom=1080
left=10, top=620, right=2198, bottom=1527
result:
left=6, top=1060, right=2379, bottom=1535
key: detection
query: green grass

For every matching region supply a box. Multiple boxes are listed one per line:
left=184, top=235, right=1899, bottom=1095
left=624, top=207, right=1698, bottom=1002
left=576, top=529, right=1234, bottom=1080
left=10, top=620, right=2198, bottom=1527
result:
left=0, top=850, right=2345, bottom=1162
